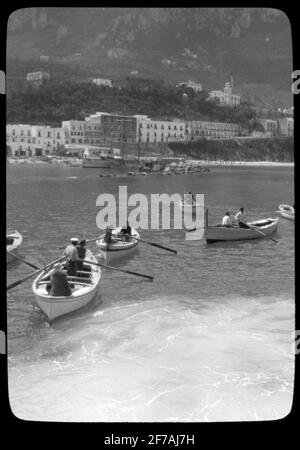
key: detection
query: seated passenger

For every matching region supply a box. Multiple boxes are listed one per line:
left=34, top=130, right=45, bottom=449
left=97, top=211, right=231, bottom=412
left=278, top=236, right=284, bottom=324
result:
left=49, top=265, right=72, bottom=297
left=222, top=211, right=232, bottom=228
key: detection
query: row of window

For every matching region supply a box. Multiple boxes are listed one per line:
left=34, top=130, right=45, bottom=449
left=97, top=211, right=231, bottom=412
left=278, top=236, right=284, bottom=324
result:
left=141, top=123, right=184, bottom=130
left=10, top=130, right=62, bottom=138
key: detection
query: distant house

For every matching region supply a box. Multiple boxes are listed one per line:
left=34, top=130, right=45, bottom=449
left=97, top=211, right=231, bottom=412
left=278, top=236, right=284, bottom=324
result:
left=209, top=82, right=240, bottom=107
left=91, top=78, right=112, bottom=88
left=26, top=71, right=50, bottom=87
left=39, top=55, right=50, bottom=62
left=177, top=80, right=202, bottom=92
left=277, top=117, right=294, bottom=136
left=259, top=119, right=278, bottom=137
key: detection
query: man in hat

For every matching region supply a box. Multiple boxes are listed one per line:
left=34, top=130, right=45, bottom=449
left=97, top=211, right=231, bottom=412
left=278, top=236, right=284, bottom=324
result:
left=63, top=237, right=79, bottom=276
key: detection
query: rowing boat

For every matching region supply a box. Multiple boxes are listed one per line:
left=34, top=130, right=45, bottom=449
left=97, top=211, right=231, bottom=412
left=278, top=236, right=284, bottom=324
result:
left=96, top=227, right=139, bottom=262
left=7, top=230, right=23, bottom=264
left=206, top=218, right=279, bottom=243
left=278, top=204, right=294, bottom=221
left=32, top=249, right=101, bottom=321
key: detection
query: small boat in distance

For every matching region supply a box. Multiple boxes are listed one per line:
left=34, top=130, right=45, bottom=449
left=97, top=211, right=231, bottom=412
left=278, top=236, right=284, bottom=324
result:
left=32, top=249, right=101, bottom=322
left=96, top=227, right=139, bottom=262
left=206, top=218, right=279, bottom=243
left=278, top=204, right=294, bottom=221
left=7, top=230, right=23, bottom=264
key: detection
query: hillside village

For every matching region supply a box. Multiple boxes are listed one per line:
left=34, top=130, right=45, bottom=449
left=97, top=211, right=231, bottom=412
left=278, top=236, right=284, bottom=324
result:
left=6, top=70, right=294, bottom=160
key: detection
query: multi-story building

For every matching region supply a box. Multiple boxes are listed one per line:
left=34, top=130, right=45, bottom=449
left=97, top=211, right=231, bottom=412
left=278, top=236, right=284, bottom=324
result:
left=6, top=124, right=66, bottom=156
left=134, top=115, right=187, bottom=144
left=85, top=112, right=137, bottom=145
left=209, top=82, right=240, bottom=107
left=277, top=117, right=294, bottom=136
left=259, top=119, right=278, bottom=137
left=186, top=120, right=240, bottom=140
left=62, top=120, right=86, bottom=145
left=177, top=80, right=203, bottom=92
left=90, top=78, right=112, bottom=88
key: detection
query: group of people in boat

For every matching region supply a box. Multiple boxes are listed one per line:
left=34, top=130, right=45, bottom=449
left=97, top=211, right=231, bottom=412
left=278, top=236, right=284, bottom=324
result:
left=103, top=222, right=132, bottom=245
left=45, top=238, right=88, bottom=297
left=222, top=207, right=248, bottom=228
left=46, top=223, right=133, bottom=297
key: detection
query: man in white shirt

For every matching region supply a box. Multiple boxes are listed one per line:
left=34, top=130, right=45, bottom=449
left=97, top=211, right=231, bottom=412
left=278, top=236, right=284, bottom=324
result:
left=222, top=212, right=232, bottom=227
left=234, top=207, right=248, bottom=228
left=63, top=237, right=79, bottom=275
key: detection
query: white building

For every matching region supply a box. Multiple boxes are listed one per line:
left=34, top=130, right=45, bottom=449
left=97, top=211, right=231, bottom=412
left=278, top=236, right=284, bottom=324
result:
left=209, top=82, right=240, bottom=107
left=177, top=80, right=203, bottom=92
left=26, top=71, right=50, bottom=83
left=277, top=117, right=294, bottom=136
left=62, top=120, right=86, bottom=145
left=134, top=115, right=187, bottom=143
left=6, top=124, right=66, bottom=157
left=91, top=78, right=112, bottom=88
left=186, top=120, right=240, bottom=140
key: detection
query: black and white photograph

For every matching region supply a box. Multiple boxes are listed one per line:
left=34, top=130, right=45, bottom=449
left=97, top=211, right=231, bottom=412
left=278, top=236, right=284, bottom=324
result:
left=5, top=7, right=295, bottom=424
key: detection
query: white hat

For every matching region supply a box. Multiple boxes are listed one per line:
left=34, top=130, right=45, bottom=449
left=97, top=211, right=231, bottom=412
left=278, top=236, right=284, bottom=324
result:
left=70, top=237, right=79, bottom=242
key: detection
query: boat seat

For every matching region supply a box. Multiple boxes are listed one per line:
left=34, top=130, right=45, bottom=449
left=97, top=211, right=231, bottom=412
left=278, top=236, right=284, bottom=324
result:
left=67, top=276, right=92, bottom=283
left=76, top=270, right=92, bottom=278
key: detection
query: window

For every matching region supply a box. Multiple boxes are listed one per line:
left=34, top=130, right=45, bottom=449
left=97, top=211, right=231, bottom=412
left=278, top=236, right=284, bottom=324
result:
left=27, top=130, right=31, bottom=136
left=78, top=139, right=82, bottom=143
left=47, top=132, right=51, bottom=137
left=12, top=129, right=15, bottom=135
left=71, top=139, right=76, bottom=143
left=21, top=130, right=24, bottom=136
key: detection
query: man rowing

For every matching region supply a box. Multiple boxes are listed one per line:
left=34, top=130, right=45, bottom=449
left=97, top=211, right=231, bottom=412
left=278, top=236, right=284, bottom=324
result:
left=234, top=207, right=248, bottom=228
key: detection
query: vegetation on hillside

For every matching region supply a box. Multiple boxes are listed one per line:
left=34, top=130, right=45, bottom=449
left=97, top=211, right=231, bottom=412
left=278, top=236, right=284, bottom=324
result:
left=167, top=137, right=294, bottom=162
left=7, top=79, right=260, bottom=131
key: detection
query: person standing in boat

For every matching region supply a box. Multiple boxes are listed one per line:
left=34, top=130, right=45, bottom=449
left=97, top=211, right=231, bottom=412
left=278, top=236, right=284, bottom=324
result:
left=63, top=237, right=79, bottom=276
left=120, top=221, right=132, bottom=241
left=103, top=227, right=113, bottom=245
left=76, top=239, right=87, bottom=274
left=234, top=207, right=248, bottom=228
left=222, top=211, right=233, bottom=227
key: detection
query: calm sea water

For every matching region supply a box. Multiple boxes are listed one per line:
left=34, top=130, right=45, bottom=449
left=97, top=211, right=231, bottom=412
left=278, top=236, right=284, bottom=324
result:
left=6, top=164, right=294, bottom=422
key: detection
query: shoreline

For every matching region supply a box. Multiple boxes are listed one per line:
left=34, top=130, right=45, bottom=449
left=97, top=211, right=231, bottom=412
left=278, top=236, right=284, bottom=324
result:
left=7, top=157, right=294, bottom=169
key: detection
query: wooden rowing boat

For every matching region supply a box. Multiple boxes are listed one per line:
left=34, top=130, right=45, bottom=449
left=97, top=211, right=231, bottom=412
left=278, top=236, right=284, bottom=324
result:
left=32, top=249, right=101, bottom=321
left=96, top=227, right=139, bottom=262
left=6, top=230, right=23, bottom=264
left=278, top=204, right=294, bottom=221
left=206, top=218, right=279, bottom=243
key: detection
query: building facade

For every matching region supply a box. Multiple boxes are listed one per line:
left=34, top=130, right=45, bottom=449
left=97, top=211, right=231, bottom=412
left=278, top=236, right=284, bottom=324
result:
left=6, top=124, right=66, bottom=157
left=135, top=115, right=187, bottom=143
left=177, top=81, right=203, bottom=92
left=277, top=117, right=294, bottom=136
left=259, top=119, right=278, bottom=137
left=209, top=82, right=240, bottom=107
left=26, top=71, right=50, bottom=87
left=91, top=78, right=112, bottom=88
left=186, top=120, right=240, bottom=140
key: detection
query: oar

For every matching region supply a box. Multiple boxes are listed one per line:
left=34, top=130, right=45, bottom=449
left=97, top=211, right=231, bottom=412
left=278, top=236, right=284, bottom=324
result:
left=133, top=237, right=177, bottom=254
left=244, top=223, right=278, bottom=244
left=7, top=251, right=40, bottom=270
left=7, top=256, right=66, bottom=291
left=81, top=259, right=154, bottom=281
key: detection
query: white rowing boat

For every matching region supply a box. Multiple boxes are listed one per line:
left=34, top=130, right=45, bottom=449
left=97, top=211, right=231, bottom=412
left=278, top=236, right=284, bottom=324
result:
left=7, top=230, right=23, bottom=264
left=96, top=227, right=139, bottom=262
left=278, top=204, right=294, bottom=221
left=32, top=249, right=101, bottom=321
left=206, top=218, right=279, bottom=243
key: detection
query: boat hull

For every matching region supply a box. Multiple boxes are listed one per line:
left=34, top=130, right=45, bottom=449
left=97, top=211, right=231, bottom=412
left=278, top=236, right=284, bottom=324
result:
left=279, top=204, right=294, bottom=221
left=7, top=231, right=23, bottom=264
left=32, top=249, right=101, bottom=321
left=206, top=218, right=279, bottom=243
left=96, top=228, right=139, bottom=262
